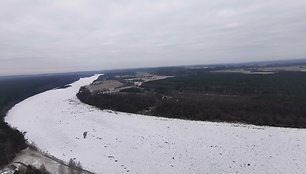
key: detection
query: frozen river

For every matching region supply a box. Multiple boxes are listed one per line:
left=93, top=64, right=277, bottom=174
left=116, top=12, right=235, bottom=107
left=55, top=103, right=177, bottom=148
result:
left=6, top=75, right=306, bottom=174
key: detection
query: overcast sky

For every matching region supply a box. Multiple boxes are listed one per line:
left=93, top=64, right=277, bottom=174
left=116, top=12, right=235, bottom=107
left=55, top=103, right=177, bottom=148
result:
left=1, top=0, right=306, bottom=75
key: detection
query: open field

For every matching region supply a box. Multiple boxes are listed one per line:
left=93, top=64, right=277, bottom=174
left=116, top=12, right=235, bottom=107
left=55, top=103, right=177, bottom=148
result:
left=213, top=69, right=276, bottom=74
left=257, top=65, right=306, bottom=72
left=88, top=80, right=124, bottom=93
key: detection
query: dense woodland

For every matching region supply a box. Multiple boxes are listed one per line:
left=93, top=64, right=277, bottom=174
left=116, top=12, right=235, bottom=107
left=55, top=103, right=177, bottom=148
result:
left=0, top=73, right=88, bottom=167
left=78, top=71, right=306, bottom=128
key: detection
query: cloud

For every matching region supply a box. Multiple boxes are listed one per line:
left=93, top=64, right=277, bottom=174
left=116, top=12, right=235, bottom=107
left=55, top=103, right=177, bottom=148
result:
left=0, top=0, right=306, bottom=75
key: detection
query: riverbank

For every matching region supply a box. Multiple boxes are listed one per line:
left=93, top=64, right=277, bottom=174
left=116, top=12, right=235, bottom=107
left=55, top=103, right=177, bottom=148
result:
left=5, top=74, right=306, bottom=173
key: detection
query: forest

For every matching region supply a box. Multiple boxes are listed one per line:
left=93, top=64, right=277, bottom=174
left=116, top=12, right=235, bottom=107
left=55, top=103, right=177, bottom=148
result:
left=78, top=71, right=306, bottom=128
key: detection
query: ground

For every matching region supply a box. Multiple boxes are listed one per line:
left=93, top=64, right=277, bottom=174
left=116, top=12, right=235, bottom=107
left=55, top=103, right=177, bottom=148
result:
left=5, top=75, right=306, bottom=174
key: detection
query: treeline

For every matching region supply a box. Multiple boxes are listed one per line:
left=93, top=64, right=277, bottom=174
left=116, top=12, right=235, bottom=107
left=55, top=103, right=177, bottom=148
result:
left=0, top=121, right=26, bottom=167
left=0, top=73, right=88, bottom=167
left=0, top=74, right=86, bottom=117
left=78, top=71, right=306, bottom=128
left=142, top=71, right=306, bottom=97
left=152, top=93, right=306, bottom=128
left=77, top=87, right=156, bottom=113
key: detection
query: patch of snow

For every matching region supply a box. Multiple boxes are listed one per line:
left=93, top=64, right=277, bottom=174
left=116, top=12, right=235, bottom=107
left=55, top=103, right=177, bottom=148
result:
left=5, top=75, right=306, bottom=174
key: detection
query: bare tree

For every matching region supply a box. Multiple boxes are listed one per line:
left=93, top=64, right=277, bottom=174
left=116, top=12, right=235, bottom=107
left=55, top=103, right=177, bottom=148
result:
left=68, top=158, right=82, bottom=174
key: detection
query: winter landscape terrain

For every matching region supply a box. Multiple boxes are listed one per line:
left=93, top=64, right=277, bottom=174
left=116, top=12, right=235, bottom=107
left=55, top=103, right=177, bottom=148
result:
left=5, top=75, right=306, bottom=174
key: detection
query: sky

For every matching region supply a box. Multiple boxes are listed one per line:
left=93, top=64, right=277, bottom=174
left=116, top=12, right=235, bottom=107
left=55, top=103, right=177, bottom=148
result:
left=0, top=0, right=306, bottom=75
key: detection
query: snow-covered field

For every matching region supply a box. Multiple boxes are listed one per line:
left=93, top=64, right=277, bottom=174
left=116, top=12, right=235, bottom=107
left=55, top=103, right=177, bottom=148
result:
left=5, top=75, right=306, bottom=174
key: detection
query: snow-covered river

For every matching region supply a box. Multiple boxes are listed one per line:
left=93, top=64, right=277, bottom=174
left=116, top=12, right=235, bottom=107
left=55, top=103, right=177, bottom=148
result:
left=5, top=75, right=306, bottom=174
